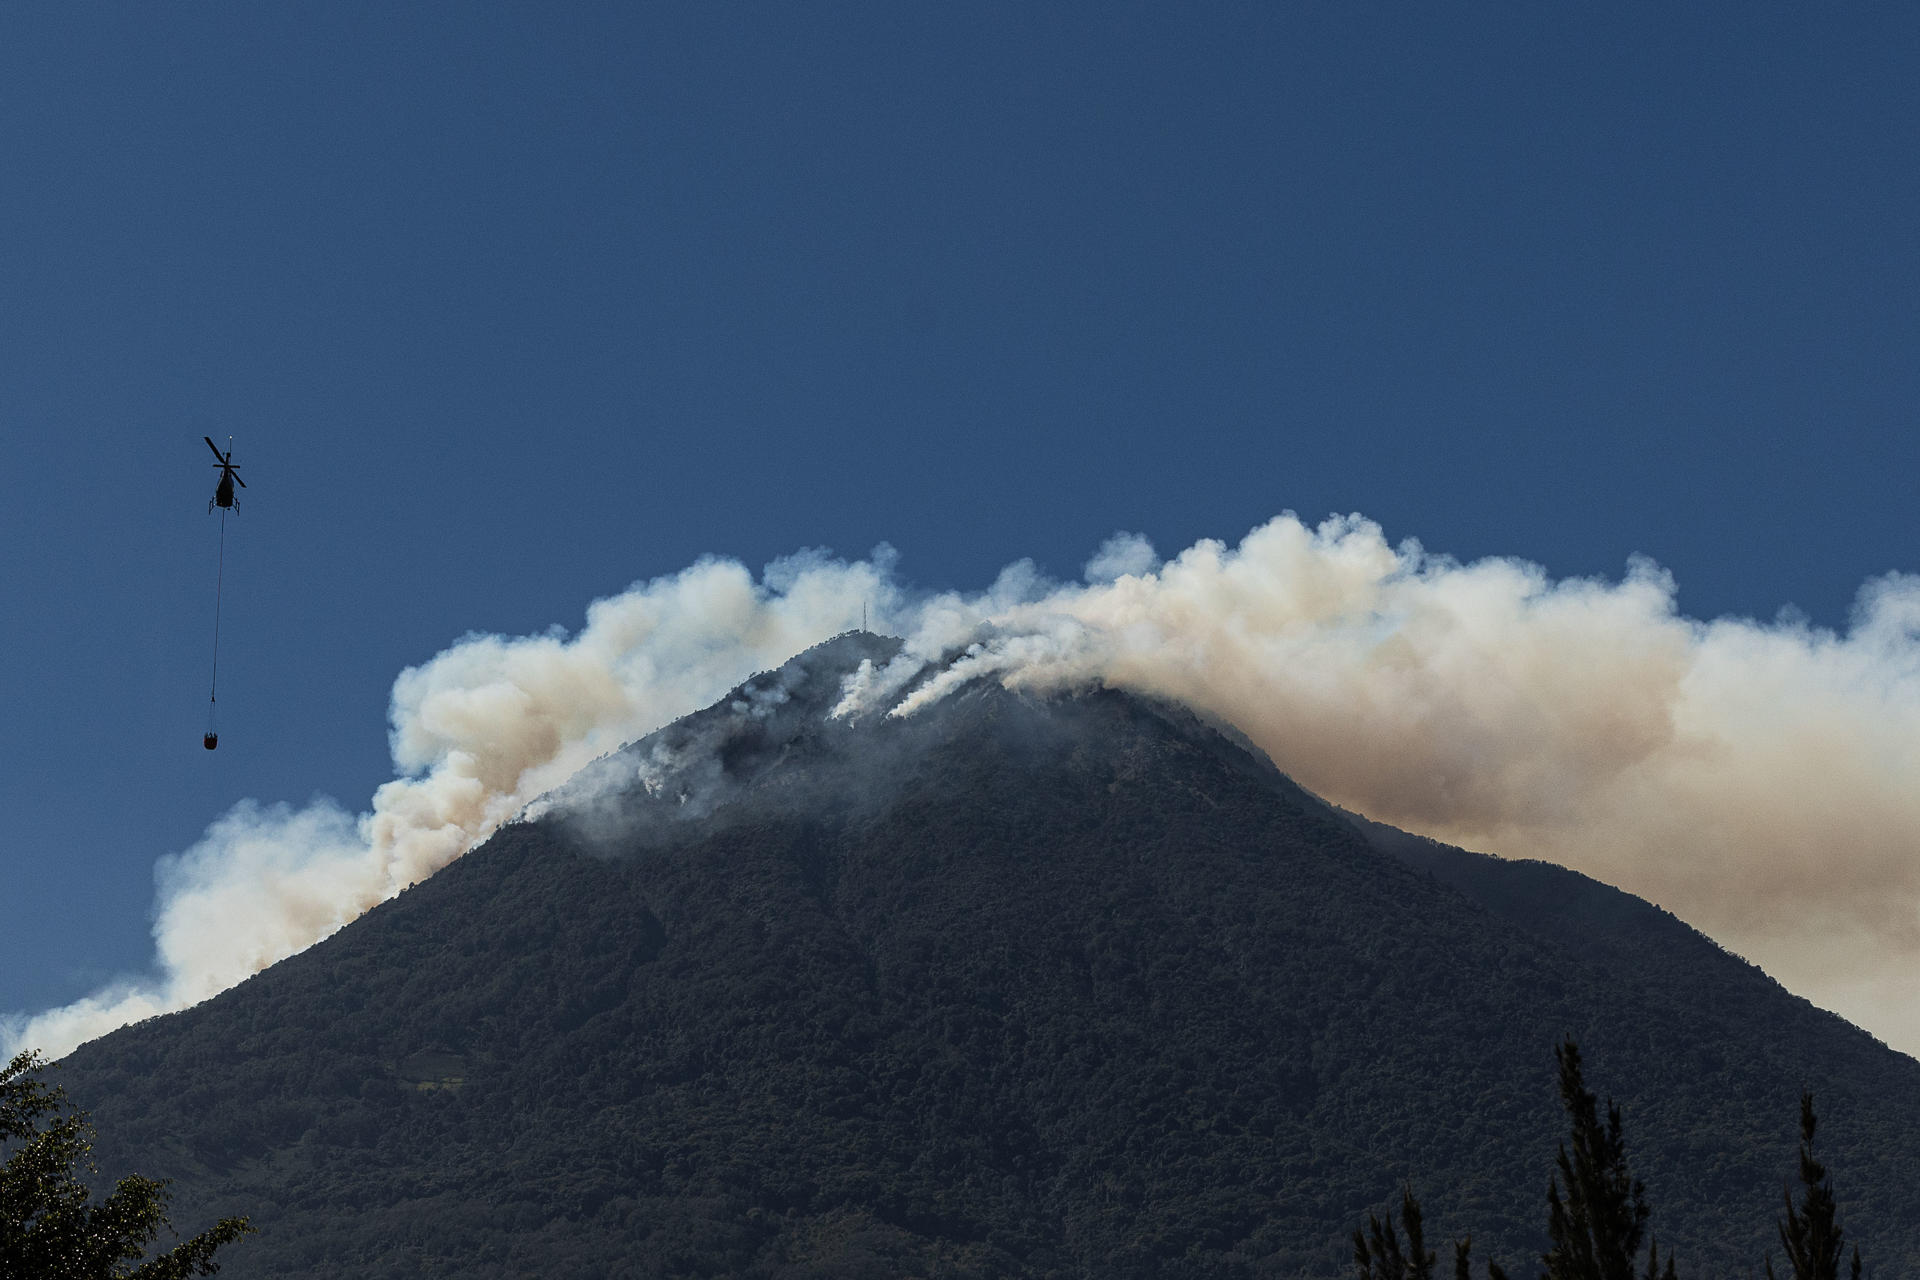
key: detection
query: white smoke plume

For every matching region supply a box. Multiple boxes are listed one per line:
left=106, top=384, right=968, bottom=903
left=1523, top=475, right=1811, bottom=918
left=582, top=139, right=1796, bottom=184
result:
left=3, top=548, right=900, bottom=1060
left=6, top=514, right=1919, bottom=1059
left=843, top=517, right=1920, bottom=1053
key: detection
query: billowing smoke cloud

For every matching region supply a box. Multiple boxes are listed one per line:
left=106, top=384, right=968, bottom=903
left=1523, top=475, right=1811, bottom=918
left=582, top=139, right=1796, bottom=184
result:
left=3, top=548, right=900, bottom=1060
left=843, top=517, right=1920, bottom=1052
left=6, top=514, right=1918, bottom=1060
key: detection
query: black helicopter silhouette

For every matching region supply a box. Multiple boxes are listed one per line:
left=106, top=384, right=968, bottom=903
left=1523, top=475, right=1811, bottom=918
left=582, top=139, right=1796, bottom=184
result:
left=206, top=436, right=246, bottom=512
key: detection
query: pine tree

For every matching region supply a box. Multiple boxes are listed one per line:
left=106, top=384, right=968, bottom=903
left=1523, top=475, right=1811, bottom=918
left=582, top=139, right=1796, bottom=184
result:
left=1353, top=1185, right=1436, bottom=1280
left=1768, top=1092, right=1862, bottom=1280
left=1452, top=1235, right=1509, bottom=1280
left=1352, top=1042, right=1880, bottom=1280
left=1353, top=1187, right=1514, bottom=1280
left=1540, top=1040, right=1674, bottom=1280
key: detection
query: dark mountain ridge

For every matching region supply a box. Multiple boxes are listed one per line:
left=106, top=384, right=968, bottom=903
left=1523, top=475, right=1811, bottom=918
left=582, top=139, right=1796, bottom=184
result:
left=50, top=634, right=1920, bottom=1277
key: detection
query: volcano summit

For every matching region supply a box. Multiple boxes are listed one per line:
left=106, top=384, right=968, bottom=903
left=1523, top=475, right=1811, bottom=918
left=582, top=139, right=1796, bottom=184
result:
left=49, top=634, right=1920, bottom=1276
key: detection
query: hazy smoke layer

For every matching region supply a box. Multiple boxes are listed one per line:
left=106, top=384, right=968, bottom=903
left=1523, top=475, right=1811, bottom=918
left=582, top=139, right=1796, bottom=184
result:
left=6, top=514, right=1918, bottom=1059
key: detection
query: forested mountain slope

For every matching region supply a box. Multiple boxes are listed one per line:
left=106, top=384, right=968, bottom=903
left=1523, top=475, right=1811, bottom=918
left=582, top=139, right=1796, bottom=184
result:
left=53, top=635, right=1920, bottom=1277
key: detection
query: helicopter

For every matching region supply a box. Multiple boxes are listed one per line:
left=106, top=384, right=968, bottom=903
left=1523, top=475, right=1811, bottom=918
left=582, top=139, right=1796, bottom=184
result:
left=206, top=435, right=246, bottom=512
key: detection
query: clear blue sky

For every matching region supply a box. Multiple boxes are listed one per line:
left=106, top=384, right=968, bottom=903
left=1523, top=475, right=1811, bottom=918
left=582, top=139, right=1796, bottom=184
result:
left=3, top=3, right=1916, bottom=1016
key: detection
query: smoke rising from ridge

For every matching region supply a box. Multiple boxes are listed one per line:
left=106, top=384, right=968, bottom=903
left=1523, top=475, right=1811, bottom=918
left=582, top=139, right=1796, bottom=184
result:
left=3, top=549, right=900, bottom=1059
left=5, top=514, right=1918, bottom=1059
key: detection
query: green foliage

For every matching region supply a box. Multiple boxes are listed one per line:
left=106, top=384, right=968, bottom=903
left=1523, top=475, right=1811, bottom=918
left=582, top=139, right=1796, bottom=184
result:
left=1439, top=1235, right=1509, bottom=1280
left=1769, top=1093, right=1861, bottom=1280
left=0, top=1050, right=252, bottom=1278
left=1353, top=1185, right=1435, bottom=1279
left=1360, top=1048, right=1886, bottom=1280
left=1541, top=1039, right=1671, bottom=1280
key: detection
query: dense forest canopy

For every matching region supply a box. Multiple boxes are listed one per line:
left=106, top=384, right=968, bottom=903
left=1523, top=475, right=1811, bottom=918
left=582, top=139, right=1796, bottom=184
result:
left=45, top=642, right=1920, bottom=1277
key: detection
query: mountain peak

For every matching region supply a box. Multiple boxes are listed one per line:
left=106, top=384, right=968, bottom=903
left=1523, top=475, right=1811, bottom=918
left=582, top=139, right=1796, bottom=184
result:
left=533, top=627, right=1314, bottom=858
left=51, top=638, right=1920, bottom=1278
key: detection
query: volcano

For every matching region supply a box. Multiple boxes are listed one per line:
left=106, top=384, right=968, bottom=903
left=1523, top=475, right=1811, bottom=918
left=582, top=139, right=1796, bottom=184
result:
left=52, top=633, right=1920, bottom=1277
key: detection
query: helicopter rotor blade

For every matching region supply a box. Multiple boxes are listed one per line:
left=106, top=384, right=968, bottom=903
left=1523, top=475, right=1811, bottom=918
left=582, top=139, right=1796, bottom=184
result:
left=232, top=474, right=247, bottom=488
left=204, top=436, right=229, bottom=463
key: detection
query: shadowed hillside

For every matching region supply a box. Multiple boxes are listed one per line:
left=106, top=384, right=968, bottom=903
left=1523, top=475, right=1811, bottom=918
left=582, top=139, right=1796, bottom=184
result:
left=51, top=635, right=1920, bottom=1277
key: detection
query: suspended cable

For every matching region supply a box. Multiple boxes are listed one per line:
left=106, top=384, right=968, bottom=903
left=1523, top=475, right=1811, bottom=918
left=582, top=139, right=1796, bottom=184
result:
left=206, top=507, right=225, bottom=750
left=201, top=435, right=243, bottom=751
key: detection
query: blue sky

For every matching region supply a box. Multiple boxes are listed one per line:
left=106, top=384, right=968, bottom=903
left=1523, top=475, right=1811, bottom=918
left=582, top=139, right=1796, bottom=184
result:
left=3, top=4, right=1917, bottom=1022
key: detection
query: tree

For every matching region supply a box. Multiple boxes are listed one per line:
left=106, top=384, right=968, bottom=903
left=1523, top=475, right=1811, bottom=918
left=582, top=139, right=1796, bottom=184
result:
left=1354, top=1042, right=1667, bottom=1280
left=0, top=1049, right=253, bottom=1278
left=1353, top=1044, right=1883, bottom=1280
left=1540, top=1039, right=1675, bottom=1280
left=1353, top=1184, right=1436, bottom=1280
left=1352, top=1185, right=1511, bottom=1280
left=1769, top=1092, right=1862, bottom=1280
